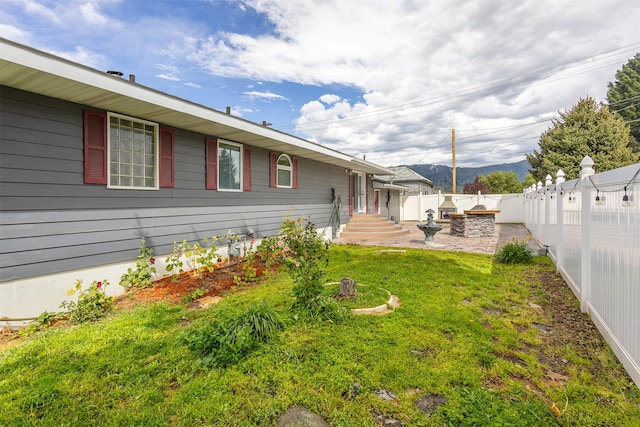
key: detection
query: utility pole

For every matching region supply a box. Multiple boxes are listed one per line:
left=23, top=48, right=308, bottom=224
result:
left=452, top=128, right=457, bottom=194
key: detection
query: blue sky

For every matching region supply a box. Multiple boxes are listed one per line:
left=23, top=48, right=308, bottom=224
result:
left=2, top=0, right=639, bottom=168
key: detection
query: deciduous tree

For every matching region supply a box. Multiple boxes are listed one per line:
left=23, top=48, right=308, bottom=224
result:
left=479, top=171, right=524, bottom=194
left=463, top=176, right=489, bottom=194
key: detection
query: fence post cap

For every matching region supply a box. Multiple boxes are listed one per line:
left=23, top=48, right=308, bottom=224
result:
left=580, top=155, right=595, bottom=168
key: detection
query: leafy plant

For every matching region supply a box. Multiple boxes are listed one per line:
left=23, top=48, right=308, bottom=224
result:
left=165, top=241, right=185, bottom=280
left=495, top=237, right=534, bottom=264
left=119, top=237, right=156, bottom=288
left=181, top=288, right=207, bottom=303
left=259, top=217, right=331, bottom=312
left=36, top=310, right=65, bottom=326
left=233, top=248, right=260, bottom=286
left=178, top=302, right=284, bottom=368
left=196, top=237, right=219, bottom=273
left=60, top=279, right=114, bottom=323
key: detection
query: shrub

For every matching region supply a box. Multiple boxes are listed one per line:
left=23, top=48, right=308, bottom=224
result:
left=60, top=279, right=114, bottom=323
left=178, top=302, right=284, bottom=368
left=259, top=217, right=330, bottom=310
left=119, top=237, right=156, bottom=288
left=495, top=237, right=534, bottom=264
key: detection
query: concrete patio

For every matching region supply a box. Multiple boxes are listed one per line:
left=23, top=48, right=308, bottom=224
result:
left=333, top=222, right=540, bottom=255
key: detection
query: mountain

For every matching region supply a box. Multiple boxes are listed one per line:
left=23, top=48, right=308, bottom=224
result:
left=404, top=159, right=530, bottom=192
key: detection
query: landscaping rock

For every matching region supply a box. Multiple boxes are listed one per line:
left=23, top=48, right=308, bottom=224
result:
left=377, top=388, right=397, bottom=401
left=415, top=393, right=448, bottom=414
left=275, top=406, right=329, bottom=427
left=371, top=410, right=403, bottom=426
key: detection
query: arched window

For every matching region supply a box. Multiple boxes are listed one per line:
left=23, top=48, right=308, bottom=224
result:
left=277, top=154, right=292, bottom=188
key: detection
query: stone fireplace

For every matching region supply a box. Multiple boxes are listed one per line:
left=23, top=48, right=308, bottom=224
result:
left=449, top=205, right=500, bottom=237
left=437, top=195, right=457, bottom=221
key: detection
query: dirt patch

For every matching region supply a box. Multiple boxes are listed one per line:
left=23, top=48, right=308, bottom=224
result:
left=530, top=267, right=607, bottom=376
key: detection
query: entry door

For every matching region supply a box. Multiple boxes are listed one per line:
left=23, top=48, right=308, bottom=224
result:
left=374, top=189, right=380, bottom=214
left=353, top=172, right=366, bottom=214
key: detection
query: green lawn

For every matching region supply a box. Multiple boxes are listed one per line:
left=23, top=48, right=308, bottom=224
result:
left=1, top=246, right=638, bottom=426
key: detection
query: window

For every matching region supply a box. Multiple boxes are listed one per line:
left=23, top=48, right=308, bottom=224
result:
left=218, top=141, right=242, bottom=191
left=270, top=151, right=298, bottom=189
left=206, top=138, right=251, bottom=191
left=84, top=110, right=174, bottom=189
left=108, top=113, right=158, bottom=189
left=277, top=154, right=292, bottom=188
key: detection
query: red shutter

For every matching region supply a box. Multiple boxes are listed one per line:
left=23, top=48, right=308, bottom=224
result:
left=159, top=128, right=174, bottom=188
left=243, top=147, right=252, bottom=191
left=365, top=174, right=369, bottom=213
left=292, top=156, right=298, bottom=189
left=269, top=151, right=277, bottom=187
left=83, top=110, right=107, bottom=184
left=205, top=138, right=218, bottom=190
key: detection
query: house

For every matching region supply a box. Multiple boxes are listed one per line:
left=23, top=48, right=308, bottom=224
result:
left=0, top=38, right=393, bottom=323
left=378, top=166, right=434, bottom=195
left=373, top=166, right=434, bottom=222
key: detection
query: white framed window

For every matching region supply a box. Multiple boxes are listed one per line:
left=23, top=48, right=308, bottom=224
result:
left=218, top=140, right=243, bottom=191
left=277, top=154, right=292, bottom=188
left=107, top=112, right=158, bottom=189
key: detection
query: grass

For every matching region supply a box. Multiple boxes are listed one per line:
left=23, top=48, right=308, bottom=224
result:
left=1, top=246, right=638, bottom=426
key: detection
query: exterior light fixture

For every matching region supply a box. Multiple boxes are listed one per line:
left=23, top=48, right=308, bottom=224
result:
left=622, top=187, right=630, bottom=207
left=595, top=190, right=603, bottom=205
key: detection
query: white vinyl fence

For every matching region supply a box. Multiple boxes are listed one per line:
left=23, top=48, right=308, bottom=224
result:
left=401, top=192, right=525, bottom=223
left=525, top=156, right=640, bottom=387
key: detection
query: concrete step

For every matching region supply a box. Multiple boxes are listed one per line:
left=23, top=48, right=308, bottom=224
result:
left=339, top=228, right=411, bottom=239
left=338, top=214, right=409, bottom=239
left=348, top=214, right=389, bottom=224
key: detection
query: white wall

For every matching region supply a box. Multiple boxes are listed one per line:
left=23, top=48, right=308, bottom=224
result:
left=401, top=192, right=525, bottom=223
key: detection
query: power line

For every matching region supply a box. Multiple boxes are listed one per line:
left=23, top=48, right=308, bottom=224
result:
left=275, top=43, right=640, bottom=132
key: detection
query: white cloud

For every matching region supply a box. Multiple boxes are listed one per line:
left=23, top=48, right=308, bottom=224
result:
left=5, top=0, right=639, bottom=168
left=242, top=90, right=288, bottom=101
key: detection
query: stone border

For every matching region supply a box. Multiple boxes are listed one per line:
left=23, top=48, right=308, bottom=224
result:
left=324, top=282, right=400, bottom=315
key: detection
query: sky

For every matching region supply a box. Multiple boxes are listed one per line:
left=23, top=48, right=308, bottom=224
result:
left=1, top=0, right=639, bottom=168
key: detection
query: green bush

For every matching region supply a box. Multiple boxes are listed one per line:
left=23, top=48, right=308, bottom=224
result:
left=495, top=237, right=534, bottom=264
left=259, top=217, right=330, bottom=309
left=60, top=279, right=114, bottom=323
left=178, top=302, right=284, bottom=368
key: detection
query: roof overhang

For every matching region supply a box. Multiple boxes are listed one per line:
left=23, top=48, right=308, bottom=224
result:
left=0, top=38, right=394, bottom=176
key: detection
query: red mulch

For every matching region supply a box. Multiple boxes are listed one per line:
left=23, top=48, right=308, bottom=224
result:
left=115, top=258, right=273, bottom=309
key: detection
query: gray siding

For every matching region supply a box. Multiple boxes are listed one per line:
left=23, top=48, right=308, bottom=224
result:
left=0, top=86, right=351, bottom=281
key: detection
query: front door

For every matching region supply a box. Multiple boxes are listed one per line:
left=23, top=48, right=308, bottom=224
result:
left=353, top=172, right=366, bottom=214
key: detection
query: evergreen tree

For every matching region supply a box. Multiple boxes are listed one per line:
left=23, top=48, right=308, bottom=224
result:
left=526, top=97, right=638, bottom=181
left=607, top=53, right=640, bottom=152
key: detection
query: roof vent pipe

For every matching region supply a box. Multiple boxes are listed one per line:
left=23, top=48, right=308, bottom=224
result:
left=226, top=106, right=231, bottom=114
left=129, top=74, right=136, bottom=83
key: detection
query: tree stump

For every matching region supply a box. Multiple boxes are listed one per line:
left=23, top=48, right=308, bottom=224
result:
left=339, top=277, right=356, bottom=297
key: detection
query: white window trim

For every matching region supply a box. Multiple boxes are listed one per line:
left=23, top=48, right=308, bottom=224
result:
left=106, top=112, right=159, bottom=190
left=218, top=139, right=243, bottom=192
left=277, top=153, right=293, bottom=189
